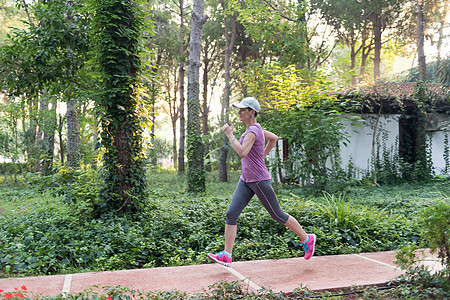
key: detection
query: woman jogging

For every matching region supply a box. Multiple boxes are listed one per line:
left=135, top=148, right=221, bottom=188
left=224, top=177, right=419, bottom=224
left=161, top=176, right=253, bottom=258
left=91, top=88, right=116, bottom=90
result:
left=207, top=97, right=316, bottom=267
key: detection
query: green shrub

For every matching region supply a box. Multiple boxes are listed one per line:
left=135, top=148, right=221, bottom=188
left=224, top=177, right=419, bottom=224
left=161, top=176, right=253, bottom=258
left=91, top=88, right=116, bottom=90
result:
left=419, top=199, right=450, bottom=267
left=394, top=198, right=450, bottom=297
left=0, top=162, right=30, bottom=174
left=26, top=167, right=102, bottom=220
left=314, top=192, right=419, bottom=252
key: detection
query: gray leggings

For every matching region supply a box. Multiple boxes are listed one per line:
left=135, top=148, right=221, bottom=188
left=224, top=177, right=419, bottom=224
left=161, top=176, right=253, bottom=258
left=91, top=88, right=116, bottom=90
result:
left=226, top=179, right=290, bottom=225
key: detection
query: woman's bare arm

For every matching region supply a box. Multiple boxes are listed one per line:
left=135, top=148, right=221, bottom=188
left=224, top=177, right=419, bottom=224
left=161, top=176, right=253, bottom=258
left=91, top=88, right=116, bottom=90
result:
left=263, top=130, right=278, bottom=157
left=222, top=123, right=256, bottom=158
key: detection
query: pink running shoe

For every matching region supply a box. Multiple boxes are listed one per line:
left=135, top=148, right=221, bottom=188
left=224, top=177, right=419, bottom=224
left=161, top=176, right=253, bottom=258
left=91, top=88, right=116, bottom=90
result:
left=207, top=251, right=232, bottom=267
left=302, top=234, right=316, bottom=260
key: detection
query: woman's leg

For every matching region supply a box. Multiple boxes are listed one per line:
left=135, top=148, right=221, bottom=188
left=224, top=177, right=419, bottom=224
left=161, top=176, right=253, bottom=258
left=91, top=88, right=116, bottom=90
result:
left=284, top=215, right=308, bottom=242
left=250, top=180, right=315, bottom=259
left=224, top=224, right=237, bottom=253
left=251, top=180, right=308, bottom=241
left=207, top=180, right=255, bottom=266
left=224, top=179, right=255, bottom=254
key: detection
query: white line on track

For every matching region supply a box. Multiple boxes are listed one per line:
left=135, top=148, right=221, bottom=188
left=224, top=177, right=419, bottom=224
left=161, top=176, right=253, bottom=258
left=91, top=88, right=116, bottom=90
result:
left=222, top=265, right=262, bottom=291
left=62, top=274, right=72, bottom=294
left=353, top=254, right=398, bottom=269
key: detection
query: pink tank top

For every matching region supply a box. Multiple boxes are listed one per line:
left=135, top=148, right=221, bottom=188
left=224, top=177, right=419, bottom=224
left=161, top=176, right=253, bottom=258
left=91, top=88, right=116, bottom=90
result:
left=239, top=123, right=271, bottom=182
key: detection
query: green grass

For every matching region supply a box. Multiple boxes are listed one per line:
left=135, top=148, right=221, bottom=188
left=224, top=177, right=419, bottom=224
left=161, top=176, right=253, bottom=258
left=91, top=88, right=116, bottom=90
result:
left=0, top=170, right=448, bottom=278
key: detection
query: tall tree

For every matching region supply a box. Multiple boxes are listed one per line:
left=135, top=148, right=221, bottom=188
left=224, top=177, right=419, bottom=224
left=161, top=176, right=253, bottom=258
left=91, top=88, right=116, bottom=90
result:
left=201, top=7, right=225, bottom=170
left=416, top=0, right=426, bottom=81
left=310, top=0, right=372, bottom=86
left=64, top=0, right=82, bottom=169
left=177, top=0, right=187, bottom=174
left=91, top=0, right=149, bottom=213
left=219, top=0, right=236, bottom=182
left=160, top=58, right=180, bottom=168
left=363, top=0, right=406, bottom=80
left=186, top=0, right=207, bottom=192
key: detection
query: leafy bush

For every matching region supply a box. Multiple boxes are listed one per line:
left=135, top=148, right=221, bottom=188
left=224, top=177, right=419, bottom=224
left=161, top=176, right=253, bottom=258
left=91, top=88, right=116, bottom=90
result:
left=0, top=163, right=30, bottom=175
left=311, top=192, right=418, bottom=254
left=419, top=199, right=450, bottom=267
left=393, top=197, right=450, bottom=297
left=393, top=267, right=449, bottom=299
left=26, top=167, right=102, bottom=220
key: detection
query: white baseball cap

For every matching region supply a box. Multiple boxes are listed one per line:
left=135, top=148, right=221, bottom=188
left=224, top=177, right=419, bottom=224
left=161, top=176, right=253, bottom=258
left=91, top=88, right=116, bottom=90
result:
left=232, top=97, right=261, bottom=112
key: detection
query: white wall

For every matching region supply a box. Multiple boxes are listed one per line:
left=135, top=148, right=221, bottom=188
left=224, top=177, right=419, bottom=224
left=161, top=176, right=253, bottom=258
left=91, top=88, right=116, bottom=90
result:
left=340, top=114, right=400, bottom=176
left=430, top=130, right=449, bottom=174
left=340, top=113, right=449, bottom=177
left=270, top=113, right=449, bottom=181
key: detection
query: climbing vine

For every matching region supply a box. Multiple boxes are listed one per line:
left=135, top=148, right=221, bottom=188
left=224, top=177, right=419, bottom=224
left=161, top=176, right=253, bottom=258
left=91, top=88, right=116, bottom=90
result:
left=90, top=0, right=151, bottom=214
left=398, top=82, right=437, bottom=182
left=186, top=0, right=207, bottom=193
left=444, top=133, right=449, bottom=175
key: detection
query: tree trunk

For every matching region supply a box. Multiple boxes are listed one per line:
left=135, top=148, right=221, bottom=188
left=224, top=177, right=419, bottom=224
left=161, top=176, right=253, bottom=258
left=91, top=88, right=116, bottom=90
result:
left=186, top=0, right=207, bottom=193
left=64, top=1, right=80, bottom=170
left=35, top=96, right=47, bottom=173
left=94, top=0, right=147, bottom=214
left=25, top=98, right=38, bottom=170
left=202, top=59, right=210, bottom=136
left=349, top=29, right=357, bottom=87
left=219, top=0, right=236, bottom=182
left=169, top=72, right=179, bottom=168
left=165, top=68, right=179, bottom=169
left=417, top=1, right=426, bottom=81
left=66, top=97, right=80, bottom=169
left=150, top=50, right=162, bottom=167
left=202, top=55, right=211, bottom=170
left=58, top=115, right=65, bottom=166
left=372, top=102, right=383, bottom=187
left=372, top=13, right=382, bottom=80
left=178, top=0, right=186, bottom=175
left=178, top=65, right=186, bottom=174
left=437, top=1, right=448, bottom=60
left=172, top=120, right=178, bottom=168
left=359, top=30, right=371, bottom=83
left=43, top=98, right=57, bottom=175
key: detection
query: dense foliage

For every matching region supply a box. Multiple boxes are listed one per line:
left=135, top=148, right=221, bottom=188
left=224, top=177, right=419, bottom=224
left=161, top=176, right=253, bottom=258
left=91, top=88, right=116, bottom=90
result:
left=0, top=171, right=448, bottom=278
left=0, top=0, right=92, bottom=173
